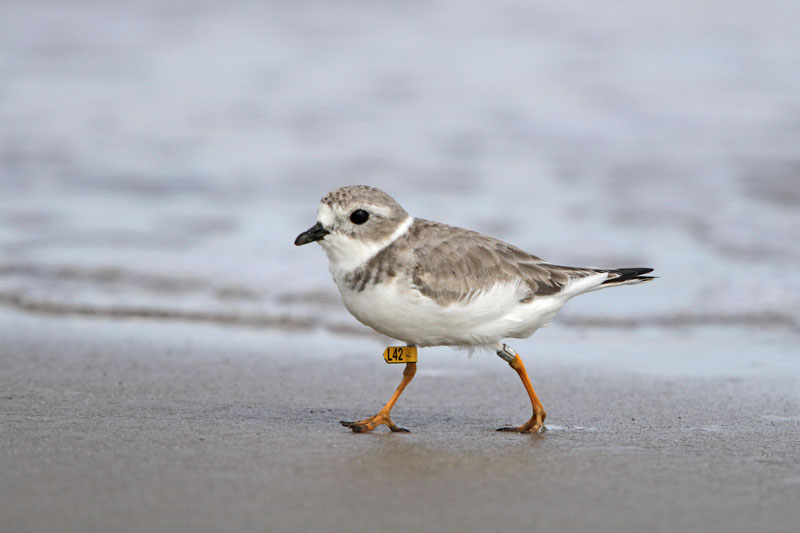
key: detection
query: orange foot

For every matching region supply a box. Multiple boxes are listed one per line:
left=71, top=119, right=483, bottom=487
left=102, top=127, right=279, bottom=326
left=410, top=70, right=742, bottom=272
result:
left=341, top=361, right=416, bottom=434
left=497, top=409, right=547, bottom=434
left=340, top=412, right=410, bottom=433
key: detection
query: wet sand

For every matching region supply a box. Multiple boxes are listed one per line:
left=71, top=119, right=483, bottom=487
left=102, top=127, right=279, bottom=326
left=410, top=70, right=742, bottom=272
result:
left=2, top=310, right=799, bottom=533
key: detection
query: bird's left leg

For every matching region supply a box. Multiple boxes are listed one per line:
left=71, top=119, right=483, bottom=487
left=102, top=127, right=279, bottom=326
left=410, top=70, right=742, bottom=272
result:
left=341, top=361, right=416, bottom=433
left=495, top=343, right=547, bottom=434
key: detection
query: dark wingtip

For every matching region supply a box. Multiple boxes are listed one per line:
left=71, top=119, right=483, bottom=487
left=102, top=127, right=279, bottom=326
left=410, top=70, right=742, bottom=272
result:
left=602, top=267, right=656, bottom=284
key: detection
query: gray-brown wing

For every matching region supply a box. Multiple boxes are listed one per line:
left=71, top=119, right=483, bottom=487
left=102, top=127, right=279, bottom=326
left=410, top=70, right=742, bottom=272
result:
left=405, top=219, right=598, bottom=306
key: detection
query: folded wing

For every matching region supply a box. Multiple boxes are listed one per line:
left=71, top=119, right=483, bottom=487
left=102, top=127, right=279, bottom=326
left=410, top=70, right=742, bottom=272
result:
left=407, top=219, right=602, bottom=306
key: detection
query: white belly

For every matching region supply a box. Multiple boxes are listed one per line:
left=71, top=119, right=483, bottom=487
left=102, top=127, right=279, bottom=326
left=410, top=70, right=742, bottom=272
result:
left=334, top=276, right=566, bottom=347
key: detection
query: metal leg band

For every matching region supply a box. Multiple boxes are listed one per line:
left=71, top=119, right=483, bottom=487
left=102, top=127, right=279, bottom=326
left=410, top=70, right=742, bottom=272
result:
left=496, top=343, right=516, bottom=363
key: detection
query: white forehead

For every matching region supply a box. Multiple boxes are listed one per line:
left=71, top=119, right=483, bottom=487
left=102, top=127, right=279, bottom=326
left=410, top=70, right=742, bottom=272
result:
left=317, top=203, right=335, bottom=226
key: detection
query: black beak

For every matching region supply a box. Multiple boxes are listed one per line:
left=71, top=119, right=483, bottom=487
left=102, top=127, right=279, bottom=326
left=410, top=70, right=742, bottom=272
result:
left=294, top=222, right=329, bottom=246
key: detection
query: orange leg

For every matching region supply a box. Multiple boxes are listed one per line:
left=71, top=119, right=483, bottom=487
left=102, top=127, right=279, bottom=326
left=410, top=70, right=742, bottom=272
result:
left=341, top=362, right=416, bottom=433
left=496, top=344, right=547, bottom=434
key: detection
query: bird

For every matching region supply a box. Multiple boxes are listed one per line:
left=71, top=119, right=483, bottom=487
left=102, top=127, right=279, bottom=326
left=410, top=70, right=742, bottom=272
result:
left=294, top=185, right=654, bottom=434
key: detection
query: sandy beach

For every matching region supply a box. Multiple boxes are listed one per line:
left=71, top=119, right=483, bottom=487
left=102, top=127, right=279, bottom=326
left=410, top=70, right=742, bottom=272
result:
left=2, top=310, right=799, bottom=533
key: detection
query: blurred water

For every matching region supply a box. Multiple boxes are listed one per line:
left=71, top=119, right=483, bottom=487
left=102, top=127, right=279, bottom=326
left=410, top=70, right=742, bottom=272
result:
left=1, top=0, right=799, bottom=336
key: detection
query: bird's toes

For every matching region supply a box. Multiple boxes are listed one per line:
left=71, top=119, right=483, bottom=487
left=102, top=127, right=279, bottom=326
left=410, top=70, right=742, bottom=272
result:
left=341, top=419, right=376, bottom=432
left=497, top=424, right=545, bottom=434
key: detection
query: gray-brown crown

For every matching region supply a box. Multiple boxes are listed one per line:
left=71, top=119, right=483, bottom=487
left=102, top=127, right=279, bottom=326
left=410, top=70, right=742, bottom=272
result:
left=321, top=185, right=407, bottom=216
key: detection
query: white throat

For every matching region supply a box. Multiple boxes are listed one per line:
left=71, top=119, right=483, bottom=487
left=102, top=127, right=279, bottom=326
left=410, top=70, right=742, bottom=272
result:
left=321, top=216, right=414, bottom=274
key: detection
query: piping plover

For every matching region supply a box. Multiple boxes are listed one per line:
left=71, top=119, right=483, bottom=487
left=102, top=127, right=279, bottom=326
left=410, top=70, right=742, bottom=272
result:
left=295, top=185, right=654, bottom=434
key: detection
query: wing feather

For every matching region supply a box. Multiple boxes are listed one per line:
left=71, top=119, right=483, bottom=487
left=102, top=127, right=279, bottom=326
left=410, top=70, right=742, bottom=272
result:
left=405, top=219, right=599, bottom=306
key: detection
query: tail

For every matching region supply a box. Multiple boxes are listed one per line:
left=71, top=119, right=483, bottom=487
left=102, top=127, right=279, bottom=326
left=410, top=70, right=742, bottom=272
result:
left=600, top=267, right=655, bottom=286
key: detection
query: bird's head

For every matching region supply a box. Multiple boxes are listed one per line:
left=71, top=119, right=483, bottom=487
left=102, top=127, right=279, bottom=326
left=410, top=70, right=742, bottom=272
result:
left=294, top=185, right=411, bottom=270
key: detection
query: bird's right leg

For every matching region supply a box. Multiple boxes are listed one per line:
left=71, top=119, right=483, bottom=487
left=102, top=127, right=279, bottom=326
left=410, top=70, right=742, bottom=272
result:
left=495, top=343, right=547, bottom=434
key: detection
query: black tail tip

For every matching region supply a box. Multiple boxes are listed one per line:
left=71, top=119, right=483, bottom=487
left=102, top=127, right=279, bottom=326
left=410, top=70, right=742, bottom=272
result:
left=602, top=267, right=655, bottom=284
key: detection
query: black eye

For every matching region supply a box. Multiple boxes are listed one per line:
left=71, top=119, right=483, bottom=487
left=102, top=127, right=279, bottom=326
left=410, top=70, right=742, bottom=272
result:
left=349, top=209, right=369, bottom=224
